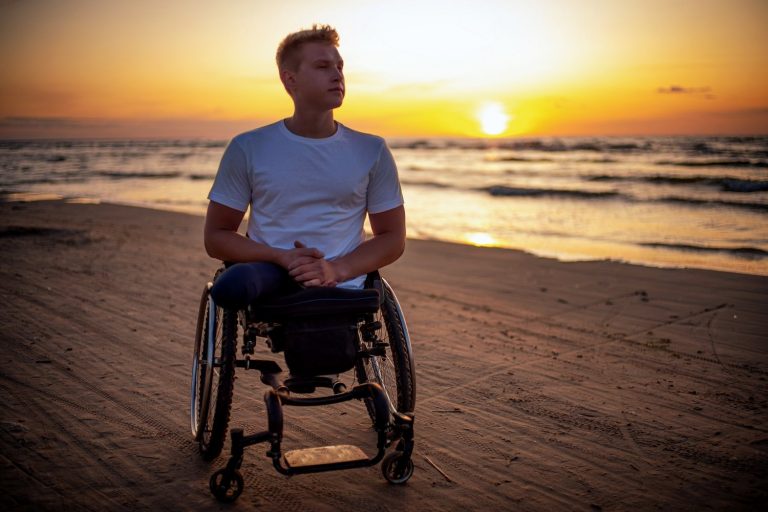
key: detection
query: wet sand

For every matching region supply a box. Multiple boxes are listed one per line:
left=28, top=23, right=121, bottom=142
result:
left=1, top=199, right=766, bottom=511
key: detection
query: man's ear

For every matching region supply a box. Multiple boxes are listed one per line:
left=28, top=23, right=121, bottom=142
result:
left=280, top=69, right=296, bottom=95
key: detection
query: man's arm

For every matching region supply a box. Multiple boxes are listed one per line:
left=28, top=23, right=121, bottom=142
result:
left=288, top=205, right=406, bottom=287
left=204, top=201, right=324, bottom=267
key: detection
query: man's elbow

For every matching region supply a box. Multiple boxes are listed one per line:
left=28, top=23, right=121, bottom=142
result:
left=203, top=229, right=222, bottom=260
left=389, top=230, right=406, bottom=263
left=395, top=235, right=406, bottom=260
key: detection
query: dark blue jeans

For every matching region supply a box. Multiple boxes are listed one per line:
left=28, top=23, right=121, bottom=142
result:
left=209, top=262, right=300, bottom=310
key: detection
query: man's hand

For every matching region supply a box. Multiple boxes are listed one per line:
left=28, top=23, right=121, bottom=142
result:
left=286, top=240, right=341, bottom=287
left=274, top=240, right=325, bottom=274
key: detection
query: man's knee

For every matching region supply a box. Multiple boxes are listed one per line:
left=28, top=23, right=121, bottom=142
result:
left=210, top=264, right=248, bottom=309
left=210, top=262, right=290, bottom=309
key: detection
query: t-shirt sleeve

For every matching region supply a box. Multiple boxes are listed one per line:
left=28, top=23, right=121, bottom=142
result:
left=207, top=137, right=251, bottom=212
left=367, top=141, right=404, bottom=214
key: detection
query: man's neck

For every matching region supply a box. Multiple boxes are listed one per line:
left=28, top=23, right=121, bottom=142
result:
left=284, top=111, right=337, bottom=139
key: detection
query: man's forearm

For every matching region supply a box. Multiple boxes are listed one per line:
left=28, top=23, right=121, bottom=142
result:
left=204, top=229, right=281, bottom=264
left=331, top=231, right=405, bottom=283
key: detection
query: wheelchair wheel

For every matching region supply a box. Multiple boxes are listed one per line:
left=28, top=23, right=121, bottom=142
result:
left=190, top=283, right=237, bottom=460
left=210, top=468, right=244, bottom=503
left=356, top=277, right=416, bottom=421
left=381, top=451, right=414, bottom=484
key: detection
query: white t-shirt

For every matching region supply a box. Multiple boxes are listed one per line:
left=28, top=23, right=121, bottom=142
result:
left=208, top=120, right=404, bottom=289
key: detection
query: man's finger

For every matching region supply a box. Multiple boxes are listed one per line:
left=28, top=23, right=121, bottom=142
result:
left=287, top=258, right=311, bottom=271
left=288, top=265, right=309, bottom=276
left=294, top=240, right=324, bottom=258
left=294, top=271, right=317, bottom=284
left=301, top=248, right=324, bottom=258
left=291, top=267, right=317, bottom=281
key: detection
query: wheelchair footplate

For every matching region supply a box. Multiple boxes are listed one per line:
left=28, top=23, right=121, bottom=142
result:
left=284, top=444, right=369, bottom=469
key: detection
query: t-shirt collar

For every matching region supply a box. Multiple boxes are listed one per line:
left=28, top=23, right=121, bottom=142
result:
left=279, top=119, right=344, bottom=144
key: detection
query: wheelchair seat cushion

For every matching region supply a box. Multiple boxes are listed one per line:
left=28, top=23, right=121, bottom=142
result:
left=251, top=287, right=380, bottom=321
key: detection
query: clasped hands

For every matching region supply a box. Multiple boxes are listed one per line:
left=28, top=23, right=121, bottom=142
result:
left=279, top=240, right=340, bottom=288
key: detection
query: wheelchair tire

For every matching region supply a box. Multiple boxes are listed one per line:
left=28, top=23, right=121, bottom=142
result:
left=190, top=285, right=209, bottom=439
left=356, top=277, right=416, bottom=422
left=193, top=288, right=237, bottom=461
left=381, top=451, right=414, bottom=484
left=210, top=468, right=244, bottom=503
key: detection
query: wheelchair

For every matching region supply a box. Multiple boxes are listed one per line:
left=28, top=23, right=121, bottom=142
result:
left=190, top=266, right=416, bottom=503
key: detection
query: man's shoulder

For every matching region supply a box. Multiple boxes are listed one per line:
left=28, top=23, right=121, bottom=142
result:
left=230, top=121, right=282, bottom=146
left=339, top=124, right=387, bottom=153
left=340, top=124, right=385, bottom=143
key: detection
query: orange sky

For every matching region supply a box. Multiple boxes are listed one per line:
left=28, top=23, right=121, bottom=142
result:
left=1, top=0, right=766, bottom=139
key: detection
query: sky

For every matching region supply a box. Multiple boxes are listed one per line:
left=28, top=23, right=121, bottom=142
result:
left=1, top=0, right=767, bottom=139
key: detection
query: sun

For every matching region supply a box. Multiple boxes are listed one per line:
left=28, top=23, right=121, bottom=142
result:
left=476, top=102, right=510, bottom=136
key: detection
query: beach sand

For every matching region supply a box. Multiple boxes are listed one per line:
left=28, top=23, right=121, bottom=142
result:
left=1, top=199, right=766, bottom=511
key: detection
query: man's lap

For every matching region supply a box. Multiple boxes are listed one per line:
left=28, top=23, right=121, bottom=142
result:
left=210, top=261, right=300, bottom=310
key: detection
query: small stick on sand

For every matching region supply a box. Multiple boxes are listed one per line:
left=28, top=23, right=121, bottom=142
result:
left=423, top=454, right=453, bottom=483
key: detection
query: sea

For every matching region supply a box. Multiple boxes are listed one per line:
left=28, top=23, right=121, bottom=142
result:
left=1, top=135, right=767, bottom=276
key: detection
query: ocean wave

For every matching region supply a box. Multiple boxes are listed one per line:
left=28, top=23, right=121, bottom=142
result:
left=390, top=138, right=653, bottom=153
left=4, top=176, right=88, bottom=186
left=96, top=170, right=182, bottom=179
left=660, top=196, right=768, bottom=212
left=400, top=179, right=453, bottom=189
left=639, top=242, right=768, bottom=259
left=586, top=175, right=768, bottom=193
left=401, top=179, right=768, bottom=210
left=487, top=156, right=555, bottom=163
left=0, top=140, right=227, bottom=150
left=483, top=185, right=620, bottom=199
left=474, top=184, right=768, bottom=211
left=720, top=179, right=768, bottom=193
left=497, top=140, right=652, bottom=153
left=575, top=157, right=619, bottom=163
left=189, top=173, right=215, bottom=180
left=654, top=159, right=767, bottom=168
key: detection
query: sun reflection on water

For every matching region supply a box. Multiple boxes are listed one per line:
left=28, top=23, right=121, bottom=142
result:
left=466, top=232, right=497, bottom=247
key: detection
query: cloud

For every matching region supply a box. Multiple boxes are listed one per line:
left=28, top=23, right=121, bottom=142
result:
left=0, top=117, right=114, bottom=129
left=657, top=85, right=714, bottom=98
left=0, top=116, right=274, bottom=139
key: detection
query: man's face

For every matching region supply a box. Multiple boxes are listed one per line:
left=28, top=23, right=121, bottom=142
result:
left=286, top=42, right=345, bottom=111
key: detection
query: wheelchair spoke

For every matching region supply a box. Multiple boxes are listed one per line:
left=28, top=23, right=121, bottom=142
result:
left=369, top=356, right=397, bottom=414
left=357, top=276, right=415, bottom=422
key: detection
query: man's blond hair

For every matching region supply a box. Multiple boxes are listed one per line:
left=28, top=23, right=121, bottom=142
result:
left=276, top=24, right=340, bottom=72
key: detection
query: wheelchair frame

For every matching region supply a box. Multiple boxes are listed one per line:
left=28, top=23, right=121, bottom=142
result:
left=190, top=269, right=416, bottom=502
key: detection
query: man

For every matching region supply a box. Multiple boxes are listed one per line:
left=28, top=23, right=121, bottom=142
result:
left=204, top=24, right=405, bottom=309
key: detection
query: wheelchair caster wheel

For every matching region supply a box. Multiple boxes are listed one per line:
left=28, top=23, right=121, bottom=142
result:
left=209, top=468, right=244, bottom=503
left=381, top=451, right=414, bottom=484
